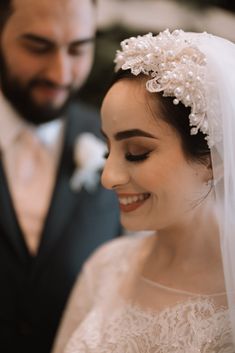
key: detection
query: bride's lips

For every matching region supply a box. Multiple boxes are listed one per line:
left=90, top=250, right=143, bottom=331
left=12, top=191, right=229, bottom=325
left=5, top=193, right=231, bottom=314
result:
left=117, top=193, right=150, bottom=212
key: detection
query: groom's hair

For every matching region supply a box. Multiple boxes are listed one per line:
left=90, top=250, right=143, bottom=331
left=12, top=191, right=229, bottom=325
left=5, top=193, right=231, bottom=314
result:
left=0, top=0, right=97, bottom=30
left=0, top=0, right=13, bottom=29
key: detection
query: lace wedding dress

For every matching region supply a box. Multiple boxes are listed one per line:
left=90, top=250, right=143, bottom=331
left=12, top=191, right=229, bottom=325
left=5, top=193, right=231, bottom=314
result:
left=53, top=234, right=234, bottom=353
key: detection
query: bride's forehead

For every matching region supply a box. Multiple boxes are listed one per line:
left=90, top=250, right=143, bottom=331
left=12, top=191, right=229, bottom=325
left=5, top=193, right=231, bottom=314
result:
left=103, top=79, right=159, bottom=115
left=110, top=78, right=147, bottom=95
left=101, top=93, right=175, bottom=141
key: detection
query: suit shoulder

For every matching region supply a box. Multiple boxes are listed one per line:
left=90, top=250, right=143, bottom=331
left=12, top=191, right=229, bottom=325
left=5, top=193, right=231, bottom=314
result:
left=66, top=101, right=103, bottom=141
left=68, top=101, right=99, bottom=126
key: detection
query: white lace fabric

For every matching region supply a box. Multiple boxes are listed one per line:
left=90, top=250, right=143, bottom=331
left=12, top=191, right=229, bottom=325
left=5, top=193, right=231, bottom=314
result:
left=52, top=235, right=234, bottom=353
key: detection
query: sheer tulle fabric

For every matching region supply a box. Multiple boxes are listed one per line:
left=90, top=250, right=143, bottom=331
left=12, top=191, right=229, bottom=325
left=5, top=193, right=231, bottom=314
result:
left=194, top=34, right=235, bottom=342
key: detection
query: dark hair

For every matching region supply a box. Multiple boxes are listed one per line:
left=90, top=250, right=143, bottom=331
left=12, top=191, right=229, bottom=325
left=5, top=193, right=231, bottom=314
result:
left=111, top=70, right=210, bottom=165
left=0, top=0, right=13, bottom=29
left=0, top=0, right=97, bottom=29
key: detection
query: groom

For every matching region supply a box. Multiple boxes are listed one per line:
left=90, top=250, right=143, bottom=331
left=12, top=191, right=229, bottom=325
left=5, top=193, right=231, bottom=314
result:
left=0, top=0, right=120, bottom=352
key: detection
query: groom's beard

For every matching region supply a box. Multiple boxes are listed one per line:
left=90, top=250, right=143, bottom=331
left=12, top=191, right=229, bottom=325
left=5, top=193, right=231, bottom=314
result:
left=0, top=50, right=78, bottom=125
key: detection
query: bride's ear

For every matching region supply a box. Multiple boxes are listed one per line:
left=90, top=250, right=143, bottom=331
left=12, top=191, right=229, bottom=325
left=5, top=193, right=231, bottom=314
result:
left=202, top=156, right=213, bottom=183
left=205, top=156, right=224, bottom=186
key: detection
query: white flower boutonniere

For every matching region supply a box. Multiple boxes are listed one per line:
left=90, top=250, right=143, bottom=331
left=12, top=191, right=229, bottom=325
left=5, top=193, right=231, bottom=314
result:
left=70, top=133, right=107, bottom=192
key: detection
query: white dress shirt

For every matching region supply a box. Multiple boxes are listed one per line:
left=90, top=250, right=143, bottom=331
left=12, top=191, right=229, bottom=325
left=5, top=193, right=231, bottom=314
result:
left=0, top=91, right=65, bottom=255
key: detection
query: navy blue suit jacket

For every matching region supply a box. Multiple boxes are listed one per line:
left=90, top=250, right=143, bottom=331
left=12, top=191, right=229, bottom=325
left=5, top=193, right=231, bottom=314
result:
left=0, top=102, right=121, bottom=353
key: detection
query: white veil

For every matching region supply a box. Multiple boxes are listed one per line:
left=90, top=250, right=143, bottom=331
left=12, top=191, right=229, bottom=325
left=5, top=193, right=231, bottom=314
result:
left=181, top=32, right=235, bottom=340
left=199, top=34, right=235, bottom=340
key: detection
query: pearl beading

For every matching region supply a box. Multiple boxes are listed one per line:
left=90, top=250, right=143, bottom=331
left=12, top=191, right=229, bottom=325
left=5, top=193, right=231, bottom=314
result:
left=114, top=29, right=215, bottom=147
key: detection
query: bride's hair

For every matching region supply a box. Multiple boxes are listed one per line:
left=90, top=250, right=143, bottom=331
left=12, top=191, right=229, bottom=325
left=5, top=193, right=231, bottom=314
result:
left=111, top=69, right=210, bottom=165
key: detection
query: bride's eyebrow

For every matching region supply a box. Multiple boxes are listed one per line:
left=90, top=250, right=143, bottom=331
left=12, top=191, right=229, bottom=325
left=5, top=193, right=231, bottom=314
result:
left=100, top=129, right=158, bottom=141
left=114, top=129, right=158, bottom=141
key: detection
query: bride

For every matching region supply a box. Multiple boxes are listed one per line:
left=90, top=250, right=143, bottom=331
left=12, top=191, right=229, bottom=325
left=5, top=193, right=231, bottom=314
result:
left=52, top=29, right=235, bottom=352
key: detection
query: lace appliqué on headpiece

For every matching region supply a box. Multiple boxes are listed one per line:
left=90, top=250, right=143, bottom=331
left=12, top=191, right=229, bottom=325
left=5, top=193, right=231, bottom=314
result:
left=114, top=29, right=215, bottom=147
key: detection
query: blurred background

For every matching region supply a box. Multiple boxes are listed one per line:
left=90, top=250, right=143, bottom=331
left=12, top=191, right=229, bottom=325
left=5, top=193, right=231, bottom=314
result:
left=79, top=0, right=235, bottom=108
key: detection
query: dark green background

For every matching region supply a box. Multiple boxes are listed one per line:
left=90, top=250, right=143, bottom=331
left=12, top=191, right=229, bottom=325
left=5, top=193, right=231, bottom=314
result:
left=79, top=0, right=235, bottom=109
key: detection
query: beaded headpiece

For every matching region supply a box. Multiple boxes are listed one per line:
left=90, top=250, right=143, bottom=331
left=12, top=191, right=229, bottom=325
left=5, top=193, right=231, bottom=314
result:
left=114, top=29, right=215, bottom=147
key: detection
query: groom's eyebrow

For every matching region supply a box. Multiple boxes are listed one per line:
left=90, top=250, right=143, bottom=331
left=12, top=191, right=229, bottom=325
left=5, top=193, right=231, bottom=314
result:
left=19, top=33, right=95, bottom=47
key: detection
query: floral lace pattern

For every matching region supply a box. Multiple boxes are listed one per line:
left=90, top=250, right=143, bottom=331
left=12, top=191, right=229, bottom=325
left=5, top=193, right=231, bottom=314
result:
left=65, top=297, right=233, bottom=353
left=57, top=235, right=234, bottom=353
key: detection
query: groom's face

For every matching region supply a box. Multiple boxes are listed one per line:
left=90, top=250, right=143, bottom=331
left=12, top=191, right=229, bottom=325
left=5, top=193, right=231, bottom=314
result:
left=0, top=0, right=96, bottom=124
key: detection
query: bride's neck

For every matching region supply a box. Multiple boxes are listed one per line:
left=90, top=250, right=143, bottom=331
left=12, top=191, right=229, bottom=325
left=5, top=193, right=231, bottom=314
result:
left=151, top=202, right=221, bottom=270
left=140, top=207, right=225, bottom=294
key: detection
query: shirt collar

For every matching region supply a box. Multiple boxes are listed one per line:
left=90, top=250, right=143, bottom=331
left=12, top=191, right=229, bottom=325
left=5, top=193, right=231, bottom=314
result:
left=35, top=119, right=65, bottom=148
left=0, top=91, right=26, bottom=151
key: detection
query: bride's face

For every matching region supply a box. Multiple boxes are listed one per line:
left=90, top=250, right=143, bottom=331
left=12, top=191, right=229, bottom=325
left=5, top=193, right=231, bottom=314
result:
left=101, top=79, right=211, bottom=231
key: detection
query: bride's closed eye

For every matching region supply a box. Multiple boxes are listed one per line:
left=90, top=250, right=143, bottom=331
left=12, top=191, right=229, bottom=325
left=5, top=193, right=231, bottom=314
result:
left=103, top=140, right=154, bottom=163
left=125, top=151, right=151, bottom=162
left=124, top=142, right=153, bottom=163
left=103, top=150, right=151, bottom=162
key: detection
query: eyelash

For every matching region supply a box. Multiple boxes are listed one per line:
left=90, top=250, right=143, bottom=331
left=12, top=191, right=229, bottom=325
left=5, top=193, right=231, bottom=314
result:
left=125, top=152, right=150, bottom=162
left=104, top=151, right=150, bottom=163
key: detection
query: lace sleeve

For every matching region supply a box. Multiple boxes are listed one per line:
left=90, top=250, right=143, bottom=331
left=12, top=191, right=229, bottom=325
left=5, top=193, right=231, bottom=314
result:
left=52, top=235, right=140, bottom=353
left=51, top=264, right=94, bottom=353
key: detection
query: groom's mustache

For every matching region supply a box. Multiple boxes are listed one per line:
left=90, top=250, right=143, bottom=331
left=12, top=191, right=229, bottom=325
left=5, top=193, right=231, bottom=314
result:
left=29, top=79, right=72, bottom=92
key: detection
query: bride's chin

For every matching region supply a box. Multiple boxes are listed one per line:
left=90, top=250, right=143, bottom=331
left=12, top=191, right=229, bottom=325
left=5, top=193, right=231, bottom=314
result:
left=120, top=219, right=148, bottom=232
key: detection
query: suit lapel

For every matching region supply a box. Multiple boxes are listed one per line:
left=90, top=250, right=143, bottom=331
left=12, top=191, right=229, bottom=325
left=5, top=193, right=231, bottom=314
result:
left=0, top=102, right=101, bottom=267
left=32, top=102, right=102, bottom=271
left=0, top=160, right=30, bottom=261
left=35, top=113, right=84, bottom=265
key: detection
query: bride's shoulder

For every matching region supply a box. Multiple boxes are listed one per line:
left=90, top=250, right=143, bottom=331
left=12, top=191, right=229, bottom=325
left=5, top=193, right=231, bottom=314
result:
left=84, top=231, right=152, bottom=273
left=77, top=232, right=154, bottom=299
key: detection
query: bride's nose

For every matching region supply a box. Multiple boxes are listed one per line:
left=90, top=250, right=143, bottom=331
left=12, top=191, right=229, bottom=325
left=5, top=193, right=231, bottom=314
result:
left=101, top=152, right=129, bottom=190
